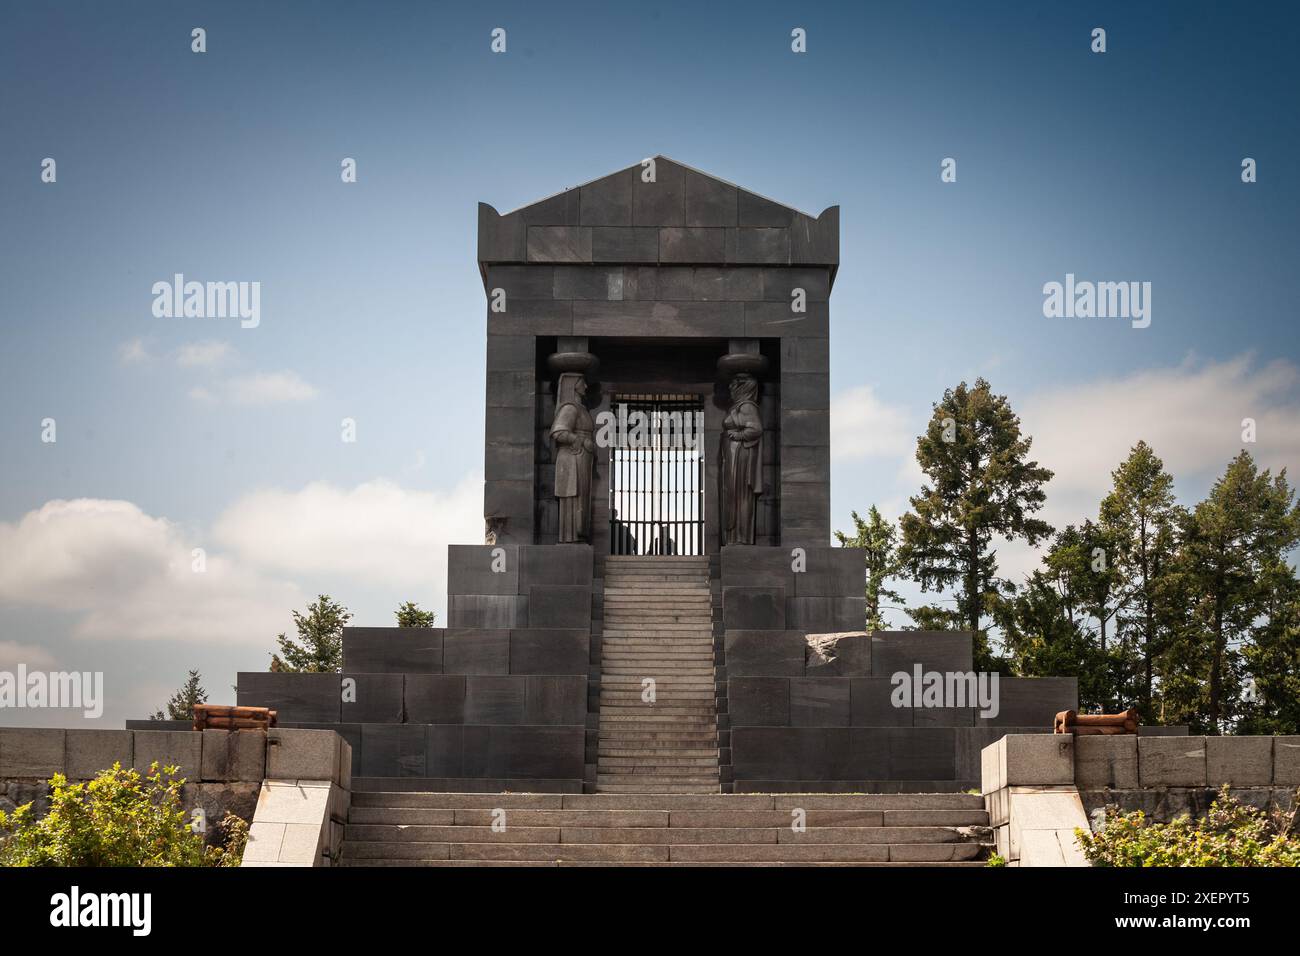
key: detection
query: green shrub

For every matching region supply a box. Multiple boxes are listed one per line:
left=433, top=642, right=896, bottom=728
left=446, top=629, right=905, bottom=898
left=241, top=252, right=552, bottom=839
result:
left=0, top=762, right=246, bottom=867
left=1076, top=786, right=1300, bottom=867
left=986, top=852, right=1008, bottom=867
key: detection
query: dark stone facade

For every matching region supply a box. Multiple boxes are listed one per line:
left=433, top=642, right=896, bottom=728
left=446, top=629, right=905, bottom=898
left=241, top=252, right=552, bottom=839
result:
left=478, top=156, right=838, bottom=549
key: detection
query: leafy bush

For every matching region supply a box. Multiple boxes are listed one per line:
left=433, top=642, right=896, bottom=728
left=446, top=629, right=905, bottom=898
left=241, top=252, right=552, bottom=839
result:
left=1076, top=786, right=1300, bottom=867
left=0, top=762, right=246, bottom=867
left=986, top=852, right=1008, bottom=867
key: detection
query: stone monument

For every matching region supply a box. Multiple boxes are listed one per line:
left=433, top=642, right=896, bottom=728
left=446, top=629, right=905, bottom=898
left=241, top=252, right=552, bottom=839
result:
left=228, top=157, right=1078, bottom=793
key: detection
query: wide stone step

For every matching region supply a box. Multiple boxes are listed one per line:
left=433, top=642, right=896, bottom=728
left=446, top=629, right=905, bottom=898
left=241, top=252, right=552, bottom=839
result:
left=603, top=603, right=712, bottom=611
left=603, top=614, right=712, bottom=621
left=667, top=842, right=985, bottom=863
left=599, top=694, right=716, bottom=704
left=345, top=808, right=978, bottom=831
left=601, top=749, right=720, bottom=759
left=603, top=584, right=709, bottom=591
left=350, top=792, right=985, bottom=811
left=599, top=720, right=716, bottom=728
left=599, top=649, right=714, bottom=657
left=603, top=598, right=711, bottom=605
left=600, top=672, right=715, bottom=681
left=600, top=641, right=714, bottom=649
left=598, top=705, right=717, bottom=713
left=343, top=857, right=987, bottom=867
left=601, top=643, right=714, bottom=651
left=590, top=789, right=721, bottom=796
left=605, top=581, right=709, bottom=586
left=605, top=565, right=708, bottom=571
left=600, top=660, right=715, bottom=669
left=349, top=808, right=672, bottom=827
left=599, top=712, right=716, bottom=721
left=600, top=702, right=722, bottom=712
left=599, top=694, right=716, bottom=703
left=600, top=663, right=714, bottom=671
left=599, top=684, right=716, bottom=693
left=601, top=634, right=714, bottom=641
left=599, top=742, right=719, bottom=751
left=602, top=624, right=714, bottom=631
left=604, top=622, right=712, bottom=628
left=599, top=756, right=721, bottom=768
left=595, top=774, right=721, bottom=785
left=601, top=647, right=714, bottom=655
left=595, top=738, right=717, bottom=743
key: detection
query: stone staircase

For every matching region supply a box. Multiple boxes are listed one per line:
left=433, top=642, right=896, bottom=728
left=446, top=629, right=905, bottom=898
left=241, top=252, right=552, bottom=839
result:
left=596, top=555, right=719, bottom=794
left=339, top=791, right=991, bottom=865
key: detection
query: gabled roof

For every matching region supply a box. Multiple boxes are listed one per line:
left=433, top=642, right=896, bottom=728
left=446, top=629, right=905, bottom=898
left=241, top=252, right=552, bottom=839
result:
left=500, top=155, right=822, bottom=220
left=477, top=156, right=839, bottom=276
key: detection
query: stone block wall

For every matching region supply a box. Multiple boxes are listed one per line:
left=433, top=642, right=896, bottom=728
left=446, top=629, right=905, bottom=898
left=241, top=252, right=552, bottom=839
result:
left=717, top=557, right=1081, bottom=791
left=1074, top=734, right=1300, bottom=822
left=0, top=727, right=349, bottom=863
left=234, top=545, right=594, bottom=792
left=981, top=732, right=1300, bottom=866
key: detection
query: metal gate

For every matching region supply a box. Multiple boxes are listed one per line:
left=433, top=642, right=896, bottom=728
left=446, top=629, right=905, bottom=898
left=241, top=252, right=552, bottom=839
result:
left=608, top=394, right=705, bottom=555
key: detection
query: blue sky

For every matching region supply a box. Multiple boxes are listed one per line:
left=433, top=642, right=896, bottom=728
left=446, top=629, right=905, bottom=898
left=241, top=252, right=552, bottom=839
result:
left=2, top=0, right=1298, bottom=726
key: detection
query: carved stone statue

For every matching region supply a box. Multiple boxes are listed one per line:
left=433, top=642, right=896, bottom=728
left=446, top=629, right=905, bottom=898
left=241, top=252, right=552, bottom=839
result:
left=719, top=372, right=763, bottom=545
left=550, top=372, right=595, bottom=543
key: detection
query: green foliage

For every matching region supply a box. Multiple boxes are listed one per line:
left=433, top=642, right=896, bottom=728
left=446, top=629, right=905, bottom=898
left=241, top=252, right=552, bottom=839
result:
left=1077, top=787, right=1300, bottom=867
left=1099, top=441, right=1183, bottom=718
left=834, top=506, right=904, bottom=631
left=394, top=601, right=437, bottom=628
left=150, top=668, right=207, bottom=721
left=872, top=394, right=1300, bottom=731
left=985, top=852, right=1007, bottom=867
left=0, top=763, right=246, bottom=867
left=994, top=568, right=1119, bottom=711
left=207, top=811, right=249, bottom=867
left=270, top=594, right=352, bottom=673
left=1160, top=453, right=1300, bottom=733
left=1238, top=572, right=1300, bottom=734
left=897, top=378, right=1053, bottom=669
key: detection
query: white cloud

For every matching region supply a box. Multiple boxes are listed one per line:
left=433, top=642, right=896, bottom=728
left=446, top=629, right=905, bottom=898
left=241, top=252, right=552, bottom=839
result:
left=226, top=370, right=319, bottom=404
left=117, top=338, right=150, bottom=364
left=176, top=339, right=234, bottom=367
left=0, top=474, right=482, bottom=650
left=187, top=370, right=319, bottom=405
left=213, top=475, right=483, bottom=590
left=830, top=384, right=913, bottom=462
left=0, top=641, right=59, bottom=671
left=0, top=499, right=300, bottom=644
left=1023, top=354, right=1300, bottom=528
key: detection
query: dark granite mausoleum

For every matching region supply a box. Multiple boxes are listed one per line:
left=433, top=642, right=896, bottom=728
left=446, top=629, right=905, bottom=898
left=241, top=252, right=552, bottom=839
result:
left=231, top=158, right=1077, bottom=793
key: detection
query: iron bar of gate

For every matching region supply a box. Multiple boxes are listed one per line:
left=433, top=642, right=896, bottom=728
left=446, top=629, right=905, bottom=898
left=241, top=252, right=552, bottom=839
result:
left=607, top=394, right=705, bottom=556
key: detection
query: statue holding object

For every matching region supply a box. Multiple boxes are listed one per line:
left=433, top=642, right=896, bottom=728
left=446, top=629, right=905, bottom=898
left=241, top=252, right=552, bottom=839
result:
left=550, top=372, right=595, bottom=543
left=719, top=372, right=763, bottom=546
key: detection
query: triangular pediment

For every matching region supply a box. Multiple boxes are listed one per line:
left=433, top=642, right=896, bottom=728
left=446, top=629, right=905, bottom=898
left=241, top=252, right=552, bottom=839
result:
left=478, top=156, right=838, bottom=274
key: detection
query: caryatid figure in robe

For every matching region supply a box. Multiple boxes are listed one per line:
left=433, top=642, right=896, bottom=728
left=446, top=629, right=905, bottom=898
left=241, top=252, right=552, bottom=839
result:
left=719, top=372, right=763, bottom=545
left=550, top=372, right=595, bottom=543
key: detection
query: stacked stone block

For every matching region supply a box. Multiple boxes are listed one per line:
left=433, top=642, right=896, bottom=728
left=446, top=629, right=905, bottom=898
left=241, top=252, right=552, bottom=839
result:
left=236, top=545, right=594, bottom=792
left=719, top=546, right=1079, bottom=791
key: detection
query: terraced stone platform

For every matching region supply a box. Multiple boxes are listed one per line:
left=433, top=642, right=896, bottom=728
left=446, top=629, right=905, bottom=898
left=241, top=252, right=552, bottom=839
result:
left=340, top=791, right=991, bottom=866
